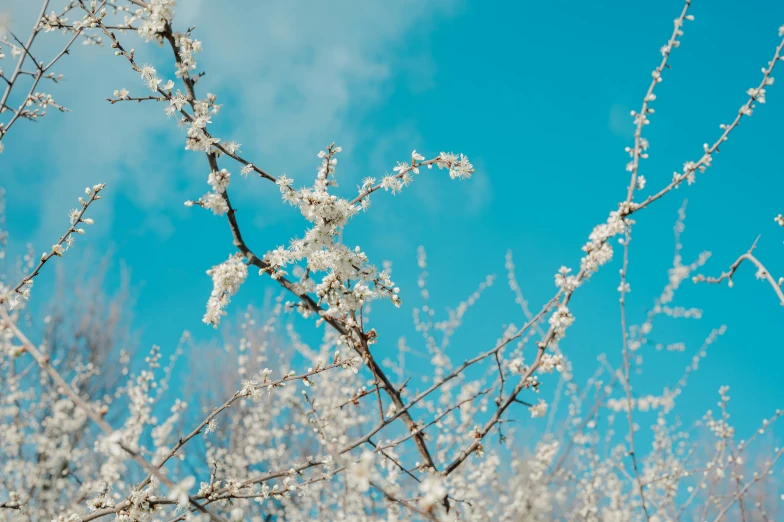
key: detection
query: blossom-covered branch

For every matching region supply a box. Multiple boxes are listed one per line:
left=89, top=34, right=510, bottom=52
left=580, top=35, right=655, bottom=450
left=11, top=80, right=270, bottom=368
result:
left=4, top=183, right=104, bottom=308
left=0, top=0, right=123, bottom=150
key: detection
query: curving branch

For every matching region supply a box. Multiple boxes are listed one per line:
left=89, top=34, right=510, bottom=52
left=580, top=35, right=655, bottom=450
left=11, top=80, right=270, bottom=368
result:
left=693, top=236, right=784, bottom=306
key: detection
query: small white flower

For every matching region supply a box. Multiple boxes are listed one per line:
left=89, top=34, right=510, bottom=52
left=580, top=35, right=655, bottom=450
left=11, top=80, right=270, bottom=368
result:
left=240, top=163, right=254, bottom=177
left=418, top=475, right=447, bottom=510
left=348, top=451, right=374, bottom=492
left=530, top=400, right=548, bottom=418
left=167, top=476, right=196, bottom=508
left=636, top=175, right=646, bottom=190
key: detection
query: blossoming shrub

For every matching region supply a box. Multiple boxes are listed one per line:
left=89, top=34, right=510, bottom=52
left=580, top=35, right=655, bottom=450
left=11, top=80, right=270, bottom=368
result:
left=1, top=1, right=783, bottom=521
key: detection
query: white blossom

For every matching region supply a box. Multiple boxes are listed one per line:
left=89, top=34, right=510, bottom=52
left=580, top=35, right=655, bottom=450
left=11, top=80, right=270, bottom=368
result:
left=203, top=254, right=248, bottom=327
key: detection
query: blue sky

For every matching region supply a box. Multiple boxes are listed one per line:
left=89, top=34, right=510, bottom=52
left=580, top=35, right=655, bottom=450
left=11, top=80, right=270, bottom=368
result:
left=3, top=0, right=784, bottom=443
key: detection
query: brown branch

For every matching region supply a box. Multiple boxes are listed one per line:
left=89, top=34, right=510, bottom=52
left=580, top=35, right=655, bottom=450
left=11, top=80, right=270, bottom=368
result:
left=106, top=95, right=165, bottom=104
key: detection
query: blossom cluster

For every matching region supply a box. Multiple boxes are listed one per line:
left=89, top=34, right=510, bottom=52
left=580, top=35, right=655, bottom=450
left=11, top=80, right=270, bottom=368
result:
left=262, top=145, right=403, bottom=322
left=203, top=253, right=249, bottom=327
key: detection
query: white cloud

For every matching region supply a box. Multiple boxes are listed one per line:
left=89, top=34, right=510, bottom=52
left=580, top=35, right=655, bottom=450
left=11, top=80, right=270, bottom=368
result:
left=3, top=0, right=464, bottom=249
left=608, top=103, right=632, bottom=137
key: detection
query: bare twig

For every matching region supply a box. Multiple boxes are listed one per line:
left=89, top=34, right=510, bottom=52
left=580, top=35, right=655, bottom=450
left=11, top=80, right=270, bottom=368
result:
left=693, top=236, right=784, bottom=306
